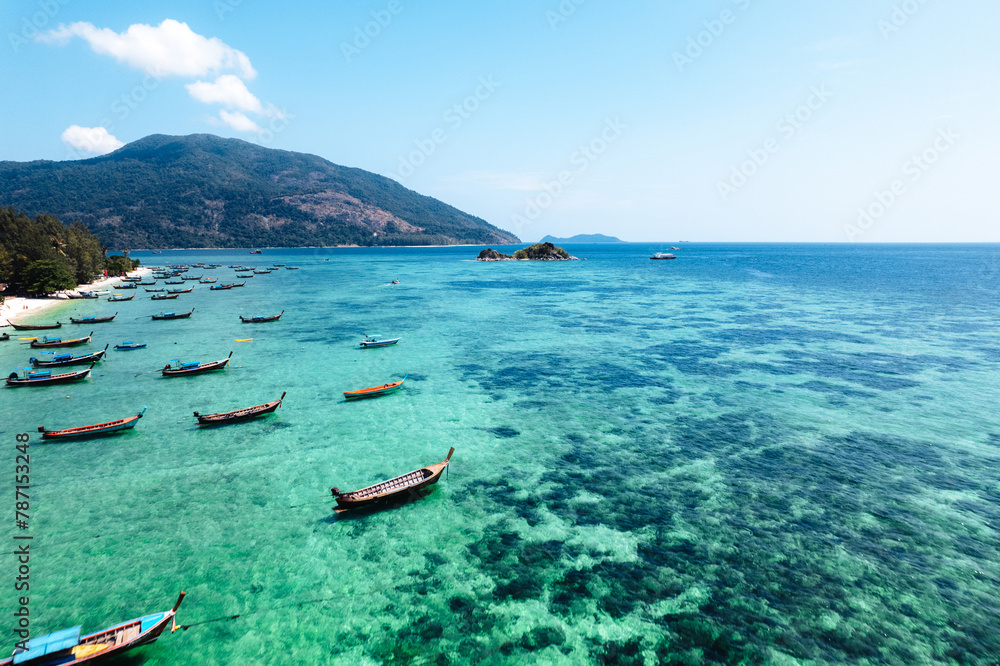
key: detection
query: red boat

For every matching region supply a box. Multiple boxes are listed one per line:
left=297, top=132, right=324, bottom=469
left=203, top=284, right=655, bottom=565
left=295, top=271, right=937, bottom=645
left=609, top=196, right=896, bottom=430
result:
left=39, top=408, right=145, bottom=439
left=194, top=392, right=285, bottom=425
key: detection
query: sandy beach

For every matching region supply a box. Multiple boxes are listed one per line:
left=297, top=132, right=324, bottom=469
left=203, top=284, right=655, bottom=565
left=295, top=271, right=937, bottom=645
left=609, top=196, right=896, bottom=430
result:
left=0, top=268, right=151, bottom=325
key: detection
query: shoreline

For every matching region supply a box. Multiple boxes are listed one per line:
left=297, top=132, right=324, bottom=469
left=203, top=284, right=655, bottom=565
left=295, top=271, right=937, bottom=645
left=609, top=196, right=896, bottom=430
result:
left=0, top=268, right=150, bottom=325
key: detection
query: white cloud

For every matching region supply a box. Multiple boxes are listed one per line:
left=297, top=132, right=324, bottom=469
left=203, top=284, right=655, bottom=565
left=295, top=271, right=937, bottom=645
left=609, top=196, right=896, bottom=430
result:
left=61, top=125, right=124, bottom=155
left=186, top=75, right=263, bottom=114
left=218, top=110, right=262, bottom=133
left=37, top=19, right=256, bottom=80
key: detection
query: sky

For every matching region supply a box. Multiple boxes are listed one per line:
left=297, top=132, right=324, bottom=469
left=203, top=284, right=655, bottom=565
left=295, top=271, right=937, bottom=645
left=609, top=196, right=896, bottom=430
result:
left=1, top=0, right=997, bottom=242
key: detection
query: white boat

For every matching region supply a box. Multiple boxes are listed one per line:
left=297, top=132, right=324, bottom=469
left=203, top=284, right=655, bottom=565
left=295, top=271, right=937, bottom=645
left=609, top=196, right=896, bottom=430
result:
left=650, top=252, right=676, bottom=260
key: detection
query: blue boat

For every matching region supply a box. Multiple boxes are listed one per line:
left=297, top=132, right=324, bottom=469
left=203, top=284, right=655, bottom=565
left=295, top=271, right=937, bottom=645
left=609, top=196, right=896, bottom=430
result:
left=115, top=341, right=147, bottom=350
left=31, top=344, right=108, bottom=367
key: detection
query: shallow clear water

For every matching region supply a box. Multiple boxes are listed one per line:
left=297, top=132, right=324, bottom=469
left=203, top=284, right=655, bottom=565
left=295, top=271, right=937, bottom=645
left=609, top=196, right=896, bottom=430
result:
left=2, top=244, right=1000, bottom=664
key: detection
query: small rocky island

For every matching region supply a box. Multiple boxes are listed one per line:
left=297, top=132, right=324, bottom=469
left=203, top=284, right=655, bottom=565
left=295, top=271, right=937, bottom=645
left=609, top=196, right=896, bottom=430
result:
left=477, top=242, right=580, bottom=261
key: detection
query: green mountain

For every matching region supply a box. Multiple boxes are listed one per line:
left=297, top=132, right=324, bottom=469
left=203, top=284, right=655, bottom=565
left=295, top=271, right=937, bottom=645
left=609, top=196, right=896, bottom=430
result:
left=540, top=233, right=624, bottom=244
left=0, top=134, right=519, bottom=249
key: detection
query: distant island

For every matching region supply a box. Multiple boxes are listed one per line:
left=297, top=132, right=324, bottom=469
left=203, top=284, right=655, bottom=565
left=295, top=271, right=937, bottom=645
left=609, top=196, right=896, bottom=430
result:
left=0, top=133, right=519, bottom=249
left=539, top=234, right=624, bottom=244
left=477, top=242, right=580, bottom=261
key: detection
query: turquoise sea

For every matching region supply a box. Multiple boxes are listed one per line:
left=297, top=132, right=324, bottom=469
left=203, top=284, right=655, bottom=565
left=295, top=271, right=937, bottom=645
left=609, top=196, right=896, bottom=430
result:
left=2, top=243, right=1000, bottom=665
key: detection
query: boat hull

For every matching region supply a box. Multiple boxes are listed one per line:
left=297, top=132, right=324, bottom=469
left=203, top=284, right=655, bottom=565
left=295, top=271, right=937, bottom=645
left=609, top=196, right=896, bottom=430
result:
left=7, top=321, right=61, bottom=330
left=333, top=449, right=453, bottom=513
left=6, top=367, right=92, bottom=386
left=40, top=410, right=144, bottom=439
left=195, top=393, right=285, bottom=425
left=30, top=333, right=92, bottom=348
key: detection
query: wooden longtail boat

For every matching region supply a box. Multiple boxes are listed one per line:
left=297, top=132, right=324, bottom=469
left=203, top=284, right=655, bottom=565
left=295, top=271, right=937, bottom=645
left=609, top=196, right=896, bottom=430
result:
left=181, top=275, right=203, bottom=280
left=239, top=310, right=283, bottom=323
left=253, top=270, right=271, bottom=274
left=108, top=293, right=135, bottom=301
left=161, top=351, right=232, bottom=376
left=236, top=274, right=254, bottom=278
left=343, top=374, right=406, bottom=400
left=0, top=592, right=184, bottom=666
left=38, top=407, right=145, bottom=439
left=286, top=266, right=300, bottom=270
left=230, top=282, right=246, bottom=287
left=167, top=287, right=194, bottom=294
left=7, top=320, right=61, bottom=331
left=31, top=344, right=108, bottom=367
left=70, top=313, right=117, bottom=324
left=194, top=391, right=285, bottom=425
left=199, top=278, right=217, bottom=284
left=360, top=335, right=401, bottom=348
left=151, top=310, right=194, bottom=320
left=113, top=283, right=137, bottom=290
left=121, top=277, right=142, bottom=282
left=332, top=448, right=454, bottom=513
left=164, top=280, right=184, bottom=284
left=209, top=284, right=232, bottom=290
left=145, top=288, right=165, bottom=292
left=6, top=363, right=94, bottom=387
left=151, top=294, right=179, bottom=300
left=114, top=341, right=146, bottom=350
left=30, top=331, right=93, bottom=348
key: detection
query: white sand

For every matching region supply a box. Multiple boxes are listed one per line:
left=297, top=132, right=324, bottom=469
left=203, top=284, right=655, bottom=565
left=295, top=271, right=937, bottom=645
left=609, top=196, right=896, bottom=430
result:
left=1, top=268, right=151, bottom=325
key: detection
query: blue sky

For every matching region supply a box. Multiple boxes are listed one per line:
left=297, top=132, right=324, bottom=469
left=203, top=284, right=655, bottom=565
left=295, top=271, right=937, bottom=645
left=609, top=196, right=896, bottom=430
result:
left=1, top=0, right=997, bottom=242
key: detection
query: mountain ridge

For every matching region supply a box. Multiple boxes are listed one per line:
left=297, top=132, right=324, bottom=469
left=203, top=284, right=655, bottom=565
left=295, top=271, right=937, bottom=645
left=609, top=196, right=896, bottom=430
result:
left=0, top=134, right=519, bottom=249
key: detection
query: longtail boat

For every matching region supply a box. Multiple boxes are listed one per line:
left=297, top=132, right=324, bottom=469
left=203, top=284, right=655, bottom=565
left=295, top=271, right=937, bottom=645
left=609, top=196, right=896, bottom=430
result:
left=164, top=280, right=184, bottom=284
left=161, top=351, right=232, bottom=376
left=194, top=392, right=285, bottom=425
left=343, top=374, right=406, bottom=400
left=7, top=320, right=61, bottom=331
left=114, top=341, right=146, bottom=350
left=209, top=284, right=232, bottom=290
left=199, top=278, right=217, bottom=284
left=108, top=293, right=135, bottom=301
left=236, top=274, right=254, bottom=278
left=151, top=310, right=194, bottom=320
left=30, top=331, right=93, bottom=348
left=145, top=288, right=165, bottom=293
left=332, top=448, right=454, bottom=513
left=181, top=275, right=203, bottom=281
left=360, top=335, right=401, bottom=348
left=230, top=282, right=246, bottom=287
left=151, top=294, right=179, bottom=300
left=31, top=344, right=108, bottom=367
left=253, top=270, right=271, bottom=274
left=38, top=407, right=146, bottom=439
left=70, top=313, right=117, bottom=324
left=0, top=592, right=184, bottom=666
left=167, top=287, right=193, bottom=294
left=239, top=310, right=283, bottom=323
left=113, top=283, right=137, bottom=290
left=6, top=363, right=94, bottom=387
left=286, top=266, right=300, bottom=270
